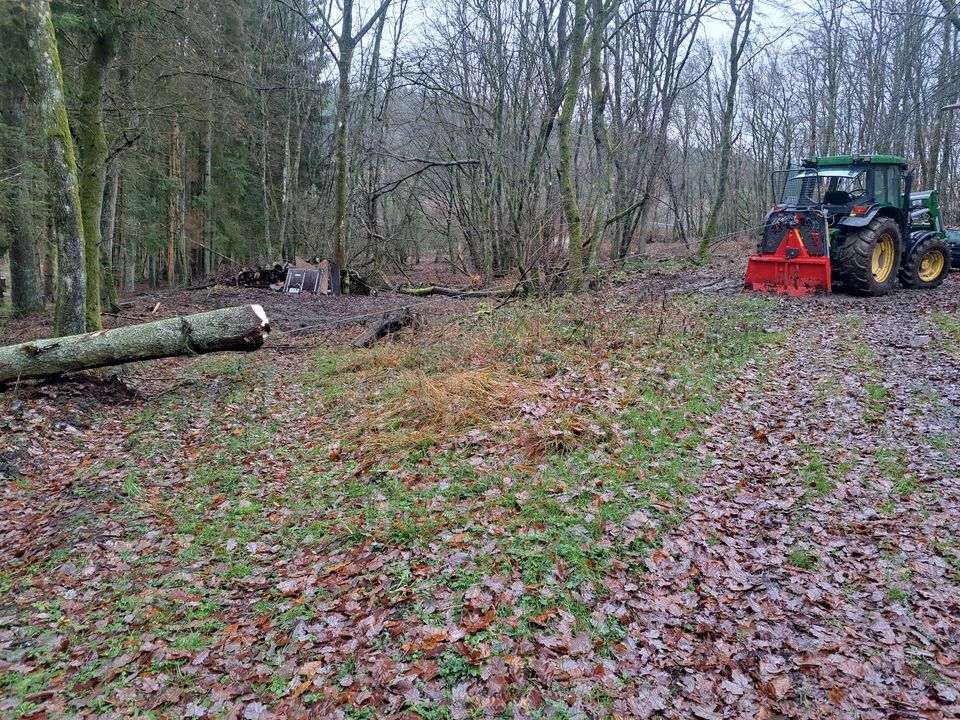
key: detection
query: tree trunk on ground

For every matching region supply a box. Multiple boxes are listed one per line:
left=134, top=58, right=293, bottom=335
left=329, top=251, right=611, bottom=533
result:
left=353, top=307, right=413, bottom=348
left=28, top=0, right=86, bottom=336
left=1, top=78, right=44, bottom=316
left=0, top=304, right=271, bottom=385
left=398, top=285, right=519, bottom=298
left=76, top=0, right=121, bottom=330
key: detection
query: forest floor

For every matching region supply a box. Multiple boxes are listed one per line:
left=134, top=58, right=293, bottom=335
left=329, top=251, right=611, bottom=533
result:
left=1, top=255, right=959, bottom=719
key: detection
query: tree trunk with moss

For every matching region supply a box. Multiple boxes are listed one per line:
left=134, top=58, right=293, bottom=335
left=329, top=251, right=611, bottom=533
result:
left=1, top=77, right=45, bottom=316
left=0, top=304, right=271, bottom=385
left=558, top=0, right=588, bottom=292
left=76, top=0, right=122, bottom=329
left=28, top=0, right=86, bottom=336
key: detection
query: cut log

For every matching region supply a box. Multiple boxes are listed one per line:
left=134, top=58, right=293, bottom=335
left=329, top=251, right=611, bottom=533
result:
left=0, top=305, right=270, bottom=385
left=353, top=308, right=415, bottom=348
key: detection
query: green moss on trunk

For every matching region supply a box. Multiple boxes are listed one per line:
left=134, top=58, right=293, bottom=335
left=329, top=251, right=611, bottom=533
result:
left=1, top=78, right=45, bottom=316
left=29, top=0, right=87, bottom=336
left=558, top=0, right=588, bottom=293
left=76, top=0, right=122, bottom=330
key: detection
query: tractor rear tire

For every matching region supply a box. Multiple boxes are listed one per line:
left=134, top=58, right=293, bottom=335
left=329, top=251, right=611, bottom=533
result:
left=834, top=217, right=902, bottom=296
left=899, top=236, right=951, bottom=289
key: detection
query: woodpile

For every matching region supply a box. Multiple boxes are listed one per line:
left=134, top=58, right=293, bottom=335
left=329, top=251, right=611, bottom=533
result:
left=236, top=264, right=288, bottom=288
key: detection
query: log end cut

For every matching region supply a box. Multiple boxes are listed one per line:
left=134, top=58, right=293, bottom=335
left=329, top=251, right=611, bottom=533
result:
left=250, top=304, right=271, bottom=341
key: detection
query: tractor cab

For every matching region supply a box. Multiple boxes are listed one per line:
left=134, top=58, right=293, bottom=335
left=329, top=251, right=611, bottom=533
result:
left=745, top=154, right=952, bottom=296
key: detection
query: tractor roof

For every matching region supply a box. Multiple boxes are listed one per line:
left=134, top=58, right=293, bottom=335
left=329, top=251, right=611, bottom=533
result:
left=802, top=154, right=908, bottom=168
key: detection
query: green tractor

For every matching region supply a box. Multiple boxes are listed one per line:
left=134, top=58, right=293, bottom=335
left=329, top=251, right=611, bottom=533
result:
left=744, top=154, right=953, bottom=296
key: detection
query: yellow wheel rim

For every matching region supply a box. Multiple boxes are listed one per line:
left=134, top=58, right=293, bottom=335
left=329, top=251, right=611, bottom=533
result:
left=918, top=250, right=945, bottom=282
left=871, top=234, right=895, bottom=283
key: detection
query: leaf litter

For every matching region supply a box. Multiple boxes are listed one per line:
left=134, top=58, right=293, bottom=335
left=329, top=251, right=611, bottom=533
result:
left=0, top=270, right=959, bottom=718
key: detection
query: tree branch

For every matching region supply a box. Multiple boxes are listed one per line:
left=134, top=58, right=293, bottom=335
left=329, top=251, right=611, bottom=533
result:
left=372, top=159, right=480, bottom=199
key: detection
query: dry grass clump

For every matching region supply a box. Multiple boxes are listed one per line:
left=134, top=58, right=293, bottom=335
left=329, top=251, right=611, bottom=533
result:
left=391, top=366, right=538, bottom=431
left=350, top=366, right=541, bottom=455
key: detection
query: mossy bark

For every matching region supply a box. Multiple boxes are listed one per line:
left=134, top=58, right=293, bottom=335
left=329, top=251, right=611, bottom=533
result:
left=76, top=0, right=122, bottom=329
left=0, top=304, right=271, bottom=384
left=1, top=78, right=45, bottom=316
left=558, top=0, right=588, bottom=292
left=28, top=0, right=86, bottom=336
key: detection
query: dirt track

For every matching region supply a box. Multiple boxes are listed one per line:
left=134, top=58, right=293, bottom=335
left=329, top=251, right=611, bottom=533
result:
left=627, top=282, right=960, bottom=717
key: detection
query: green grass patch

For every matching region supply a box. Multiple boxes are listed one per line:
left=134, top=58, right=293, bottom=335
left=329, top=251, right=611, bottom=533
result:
left=933, top=311, right=960, bottom=347
left=789, top=547, right=819, bottom=570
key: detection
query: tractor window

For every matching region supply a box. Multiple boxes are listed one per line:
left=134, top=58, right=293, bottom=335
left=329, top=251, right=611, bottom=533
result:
left=875, top=168, right=888, bottom=203
left=832, top=172, right=867, bottom=200
left=774, top=168, right=865, bottom=205
left=874, top=166, right=903, bottom=205
left=822, top=169, right=867, bottom=204
left=776, top=169, right=823, bottom=205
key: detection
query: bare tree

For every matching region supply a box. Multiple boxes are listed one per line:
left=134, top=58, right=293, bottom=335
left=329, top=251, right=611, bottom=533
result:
left=558, top=0, right=589, bottom=290
left=701, top=0, right=753, bottom=252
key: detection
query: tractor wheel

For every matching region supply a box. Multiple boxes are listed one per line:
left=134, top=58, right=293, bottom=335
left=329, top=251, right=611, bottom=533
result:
left=835, top=217, right=902, bottom=296
left=899, top=236, right=951, bottom=289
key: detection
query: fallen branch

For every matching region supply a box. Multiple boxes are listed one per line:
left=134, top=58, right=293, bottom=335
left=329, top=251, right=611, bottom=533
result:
left=666, top=278, right=742, bottom=296
left=398, top=285, right=520, bottom=299
left=353, top=308, right=415, bottom=348
left=0, top=305, right=271, bottom=385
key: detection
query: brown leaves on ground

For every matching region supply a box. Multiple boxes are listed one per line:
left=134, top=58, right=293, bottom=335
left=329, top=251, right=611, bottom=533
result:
left=1, top=270, right=960, bottom=718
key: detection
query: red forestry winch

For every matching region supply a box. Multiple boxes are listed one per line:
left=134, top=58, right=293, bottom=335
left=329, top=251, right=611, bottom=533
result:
left=744, top=212, right=831, bottom=296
